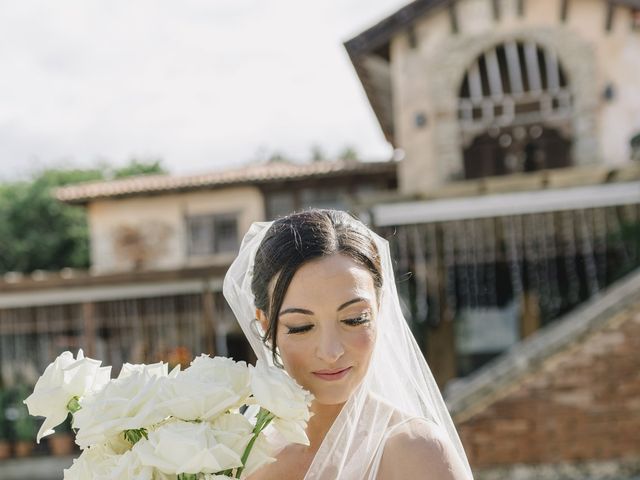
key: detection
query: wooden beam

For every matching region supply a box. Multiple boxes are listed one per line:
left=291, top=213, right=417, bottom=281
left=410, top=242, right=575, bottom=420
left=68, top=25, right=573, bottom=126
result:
left=426, top=316, right=457, bottom=388
left=449, top=0, right=460, bottom=34
left=82, top=302, right=96, bottom=358
left=201, top=286, right=217, bottom=356
left=560, top=0, right=569, bottom=22
left=605, top=1, right=615, bottom=32
left=407, top=25, right=417, bottom=49
left=492, top=0, right=501, bottom=21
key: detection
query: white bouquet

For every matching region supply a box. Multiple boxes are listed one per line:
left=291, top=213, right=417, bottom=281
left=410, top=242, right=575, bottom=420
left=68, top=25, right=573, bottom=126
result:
left=24, top=350, right=314, bottom=479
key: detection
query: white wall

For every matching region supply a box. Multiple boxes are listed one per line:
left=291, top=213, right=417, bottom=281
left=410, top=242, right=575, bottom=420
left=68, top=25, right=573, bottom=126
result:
left=87, top=186, right=264, bottom=273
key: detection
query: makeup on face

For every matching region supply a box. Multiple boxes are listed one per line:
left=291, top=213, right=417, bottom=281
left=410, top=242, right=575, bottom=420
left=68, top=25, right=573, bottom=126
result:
left=274, top=254, right=378, bottom=405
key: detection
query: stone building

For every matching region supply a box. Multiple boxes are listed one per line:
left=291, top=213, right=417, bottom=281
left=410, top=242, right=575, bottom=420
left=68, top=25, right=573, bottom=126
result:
left=346, top=0, right=640, bottom=192
left=55, top=159, right=396, bottom=274
left=345, top=0, right=640, bottom=477
left=345, top=0, right=640, bottom=382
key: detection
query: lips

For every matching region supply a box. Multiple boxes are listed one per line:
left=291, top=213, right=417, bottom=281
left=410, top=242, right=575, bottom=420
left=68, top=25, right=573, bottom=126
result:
left=312, top=367, right=352, bottom=381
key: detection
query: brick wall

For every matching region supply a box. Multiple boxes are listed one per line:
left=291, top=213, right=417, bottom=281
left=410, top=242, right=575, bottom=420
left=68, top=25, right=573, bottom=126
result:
left=457, top=302, right=640, bottom=468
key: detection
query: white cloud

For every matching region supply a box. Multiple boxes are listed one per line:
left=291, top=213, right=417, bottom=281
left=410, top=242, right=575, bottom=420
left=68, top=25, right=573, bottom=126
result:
left=0, top=0, right=403, bottom=180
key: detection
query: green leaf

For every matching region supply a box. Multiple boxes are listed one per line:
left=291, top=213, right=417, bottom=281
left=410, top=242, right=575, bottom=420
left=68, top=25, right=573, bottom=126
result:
left=177, top=474, right=198, bottom=480
left=66, top=396, right=81, bottom=414
left=123, top=428, right=148, bottom=445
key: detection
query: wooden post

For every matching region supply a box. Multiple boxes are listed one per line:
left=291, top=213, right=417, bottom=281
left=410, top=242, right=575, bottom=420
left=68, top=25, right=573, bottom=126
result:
left=202, top=284, right=217, bottom=356
left=492, top=0, right=501, bottom=21
left=605, top=1, right=615, bottom=32
left=427, top=224, right=458, bottom=388
left=520, top=290, right=541, bottom=339
left=448, top=0, right=459, bottom=34
left=560, top=0, right=569, bottom=22
left=426, top=320, right=457, bottom=389
left=82, top=302, right=96, bottom=358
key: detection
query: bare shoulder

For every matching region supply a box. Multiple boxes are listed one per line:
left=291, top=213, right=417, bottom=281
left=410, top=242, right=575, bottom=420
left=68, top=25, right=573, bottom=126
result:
left=246, top=444, right=312, bottom=480
left=377, top=418, right=472, bottom=480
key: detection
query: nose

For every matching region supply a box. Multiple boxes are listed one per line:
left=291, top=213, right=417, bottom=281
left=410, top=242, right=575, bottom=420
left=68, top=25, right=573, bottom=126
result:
left=316, top=326, right=345, bottom=364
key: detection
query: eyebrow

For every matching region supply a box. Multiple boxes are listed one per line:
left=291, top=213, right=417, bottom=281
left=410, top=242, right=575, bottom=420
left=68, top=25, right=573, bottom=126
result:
left=279, top=297, right=369, bottom=317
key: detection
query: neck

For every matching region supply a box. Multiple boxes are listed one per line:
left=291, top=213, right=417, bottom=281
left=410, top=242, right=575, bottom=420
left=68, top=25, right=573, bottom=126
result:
left=305, top=400, right=344, bottom=451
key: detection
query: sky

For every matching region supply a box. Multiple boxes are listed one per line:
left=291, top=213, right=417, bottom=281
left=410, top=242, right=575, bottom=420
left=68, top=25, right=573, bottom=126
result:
left=0, top=0, right=408, bottom=181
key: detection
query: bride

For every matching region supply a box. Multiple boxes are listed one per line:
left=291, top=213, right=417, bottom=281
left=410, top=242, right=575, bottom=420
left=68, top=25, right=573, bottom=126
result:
left=223, top=209, right=473, bottom=479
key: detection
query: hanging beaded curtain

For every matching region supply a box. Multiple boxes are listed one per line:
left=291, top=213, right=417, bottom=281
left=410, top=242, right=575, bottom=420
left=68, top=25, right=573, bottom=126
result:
left=380, top=204, right=640, bottom=331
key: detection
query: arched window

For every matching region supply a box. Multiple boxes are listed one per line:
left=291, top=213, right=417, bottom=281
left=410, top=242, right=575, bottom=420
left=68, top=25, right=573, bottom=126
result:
left=458, top=41, right=573, bottom=179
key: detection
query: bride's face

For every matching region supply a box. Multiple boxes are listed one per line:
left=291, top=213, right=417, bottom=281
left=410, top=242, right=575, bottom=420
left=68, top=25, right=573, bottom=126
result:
left=258, top=253, right=378, bottom=406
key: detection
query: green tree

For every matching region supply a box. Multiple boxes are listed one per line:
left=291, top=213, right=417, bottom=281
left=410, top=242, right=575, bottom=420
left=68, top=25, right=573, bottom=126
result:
left=0, top=159, right=166, bottom=274
left=310, top=145, right=326, bottom=163
left=111, top=158, right=164, bottom=179
left=267, top=151, right=289, bottom=163
left=338, top=146, right=358, bottom=161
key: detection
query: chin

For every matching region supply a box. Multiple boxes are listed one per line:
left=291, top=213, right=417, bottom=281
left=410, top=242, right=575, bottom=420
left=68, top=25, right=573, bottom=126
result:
left=307, top=382, right=357, bottom=406
left=313, top=391, right=351, bottom=406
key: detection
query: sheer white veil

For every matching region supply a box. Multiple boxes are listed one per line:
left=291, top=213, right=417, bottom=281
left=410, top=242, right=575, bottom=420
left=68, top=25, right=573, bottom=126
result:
left=223, top=216, right=472, bottom=479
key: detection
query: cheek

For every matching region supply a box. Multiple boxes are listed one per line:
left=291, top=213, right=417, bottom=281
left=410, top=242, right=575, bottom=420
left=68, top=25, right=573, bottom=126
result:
left=276, top=334, right=309, bottom=377
left=345, top=326, right=377, bottom=361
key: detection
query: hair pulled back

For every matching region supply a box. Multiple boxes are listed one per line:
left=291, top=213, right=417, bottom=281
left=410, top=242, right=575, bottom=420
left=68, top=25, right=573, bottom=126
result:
left=251, top=209, right=383, bottom=366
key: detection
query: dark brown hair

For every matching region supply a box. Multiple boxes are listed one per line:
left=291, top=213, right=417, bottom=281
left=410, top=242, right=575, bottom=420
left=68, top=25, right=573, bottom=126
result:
left=252, top=209, right=383, bottom=366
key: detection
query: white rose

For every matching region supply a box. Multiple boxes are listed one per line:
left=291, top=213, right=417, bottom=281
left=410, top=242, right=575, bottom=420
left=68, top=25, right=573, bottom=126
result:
left=185, top=355, right=251, bottom=400
left=106, top=432, right=134, bottom=455
left=269, top=417, right=309, bottom=446
left=210, top=412, right=253, bottom=449
left=250, top=360, right=313, bottom=445
left=152, top=473, right=178, bottom=480
left=133, top=420, right=243, bottom=475
left=119, top=361, right=177, bottom=379
left=108, top=450, right=154, bottom=480
left=239, top=433, right=276, bottom=479
left=250, top=361, right=313, bottom=420
left=210, top=413, right=276, bottom=479
left=158, top=371, right=246, bottom=422
left=64, top=444, right=113, bottom=479
left=24, top=349, right=111, bottom=442
left=73, top=369, right=168, bottom=449
left=64, top=444, right=152, bottom=480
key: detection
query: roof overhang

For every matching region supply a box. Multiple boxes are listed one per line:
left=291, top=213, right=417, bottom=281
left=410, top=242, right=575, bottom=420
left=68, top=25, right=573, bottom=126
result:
left=0, top=265, right=228, bottom=309
left=372, top=180, right=640, bottom=226
left=344, top=0, right=451, bottom=145
left=55, top=160, right=398, bottom=205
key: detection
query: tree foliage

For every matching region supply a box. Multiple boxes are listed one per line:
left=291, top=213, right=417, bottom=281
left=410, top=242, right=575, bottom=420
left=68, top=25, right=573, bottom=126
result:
left=0, top=159, right=165, bottom=274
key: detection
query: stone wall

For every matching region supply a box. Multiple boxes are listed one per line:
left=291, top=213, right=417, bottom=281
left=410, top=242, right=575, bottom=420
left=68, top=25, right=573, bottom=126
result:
left=456, top=300, right=640, bottom=473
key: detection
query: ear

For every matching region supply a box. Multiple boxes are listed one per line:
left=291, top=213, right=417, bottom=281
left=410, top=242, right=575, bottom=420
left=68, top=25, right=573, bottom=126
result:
left=255, top=308, right=269, bottom=333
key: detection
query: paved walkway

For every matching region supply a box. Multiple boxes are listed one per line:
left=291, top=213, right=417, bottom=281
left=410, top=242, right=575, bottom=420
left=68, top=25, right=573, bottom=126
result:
left=0, top=455, right=73, bottom=480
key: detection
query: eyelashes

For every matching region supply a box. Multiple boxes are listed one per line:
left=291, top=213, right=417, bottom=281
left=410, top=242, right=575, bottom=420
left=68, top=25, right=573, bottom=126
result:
left=285, top=313, right=371, bottom=335
left=286, top=324, right=313, bottom=334
left=343, top=314, right=371, bottom=326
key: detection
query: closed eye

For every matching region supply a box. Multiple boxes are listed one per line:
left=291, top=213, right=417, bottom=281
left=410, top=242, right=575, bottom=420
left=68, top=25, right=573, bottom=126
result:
left=343, top=314, right=371, bottom=326
left=286, top=324, right=313, bottom=334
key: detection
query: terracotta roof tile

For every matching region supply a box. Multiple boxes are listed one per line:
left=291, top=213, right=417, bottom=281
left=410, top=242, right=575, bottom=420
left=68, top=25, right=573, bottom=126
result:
left=55, top=159, right=397, bottom=204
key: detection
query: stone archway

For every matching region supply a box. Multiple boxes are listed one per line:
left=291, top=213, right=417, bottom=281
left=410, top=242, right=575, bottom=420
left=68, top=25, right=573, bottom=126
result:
left=457, top=39, right=573, bottom=179
left=426, top=27, right=599, bottom=183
